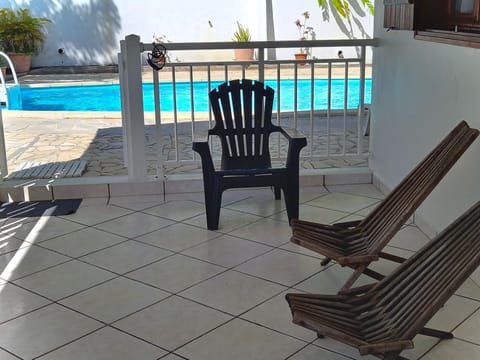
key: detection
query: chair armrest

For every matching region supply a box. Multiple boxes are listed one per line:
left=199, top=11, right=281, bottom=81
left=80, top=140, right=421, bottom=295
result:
left=279, top=127, right=307, bottom=168
left=192, top=131, right=214, bottom=173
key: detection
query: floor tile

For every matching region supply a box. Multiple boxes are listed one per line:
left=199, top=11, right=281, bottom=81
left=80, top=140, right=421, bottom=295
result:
left=287, top=344, right=350, bottom=359
left=37, top=326, right=166, bottom=360
left=426, top=295, right=479, bottom=332
left=179, top=270, right=286, bottom=315
left=109, top=195, right=166, bottom=211
left=454, top=307, right=480, bottom=343
left=59, top=205, right=133, bottom=226
left=298, top=186, right=329, bottom=203
left=279, top=242, right=324, bottom=259
left=270, top=205, right=349, bottom=224
left=401, top=335, right=441, bottom=360
left=60, top=277, right=169, bottom=323
left=80, top=241, right=172, bottom=274
left=135, top=223, right=220, bottom=252
left=113, top=295, right=231, bottom=350
left=185, top=208, right=262, bottom=232
left=456, top=278, right=480, bottom=301
left=159, top=354, right=187, bottom=360
left=313, top=337, right=377, bottom=360
left=326, top=184, right=385, bottom=200
left=127, top=254, right=225, bottom=293
left=177, top=318, right=305, bottom=360
left=94, top=213, right=174, bottom=238
left=241, top=290, right=317, bottom=342
left=229, top=219, right=292, bottom=246
left=0, top=282, right=50, bottom=324
left=235, top=249, right=324, bottom=287
left=144, top=200, right=206, bottom=221
left=389, top=225, right=431, bottom=252
left=305, top=192, right=379, bottom=213
left=0, top=233, right=29, bottom=255
left=294, top=264, right=371, bottom=294
left=3, top=216, right=85, bottom=244
left=422, top=338, right=480, bottom=360
left=14, top=260, right=116, bottom=300
left=225, top=192, right=286, bottom=217
left=0, top=246, right=70, bottom=281
left=40, top=227, right=126, bottom=257
left=0, top=348, right=19, bottom=359
left=0, top=304, right=102, bottom=359
left=164, top=192, right=205, bottom=203
left=181, top=235, right=272, bottom=268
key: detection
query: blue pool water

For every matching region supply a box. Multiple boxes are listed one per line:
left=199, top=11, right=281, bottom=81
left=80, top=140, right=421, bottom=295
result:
left=17, top=79, right=371, bottom=112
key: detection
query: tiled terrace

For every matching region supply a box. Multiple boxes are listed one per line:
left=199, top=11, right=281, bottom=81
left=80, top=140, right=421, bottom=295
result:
left=0, top=184, right=478, bottom=359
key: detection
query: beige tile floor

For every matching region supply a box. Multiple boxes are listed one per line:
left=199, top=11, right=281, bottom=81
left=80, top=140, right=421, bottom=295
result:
left=0, top=184, right=478, bottom=360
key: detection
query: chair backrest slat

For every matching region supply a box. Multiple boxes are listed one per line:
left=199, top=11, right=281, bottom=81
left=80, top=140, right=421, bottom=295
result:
left=356, top=200, right=480, bottom=342
left=209, top=79, right=277, bottom=170
left=357, top=121, right=478, bottom=256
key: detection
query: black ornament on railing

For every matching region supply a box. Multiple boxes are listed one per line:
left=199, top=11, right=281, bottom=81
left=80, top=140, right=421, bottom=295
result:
left=147, top=43, right=167, bottom=71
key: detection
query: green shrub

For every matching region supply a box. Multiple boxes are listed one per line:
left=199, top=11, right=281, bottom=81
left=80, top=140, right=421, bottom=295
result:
left=0, top=8, right=50, bottom=54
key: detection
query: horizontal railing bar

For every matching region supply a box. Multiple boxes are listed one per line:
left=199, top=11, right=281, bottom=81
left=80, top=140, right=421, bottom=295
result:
left=142, top=39, right=377, bottom=51
left=157, top=58, right=364, bottom=68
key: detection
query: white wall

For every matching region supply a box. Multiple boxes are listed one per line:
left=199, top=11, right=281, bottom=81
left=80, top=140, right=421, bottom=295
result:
left=370, top=3, right=480, bottom=233
left=0, top=0, right=373, bottom=66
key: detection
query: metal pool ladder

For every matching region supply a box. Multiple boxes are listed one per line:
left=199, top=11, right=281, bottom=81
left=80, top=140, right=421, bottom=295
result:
left=0, top=52, right=21, bottom=108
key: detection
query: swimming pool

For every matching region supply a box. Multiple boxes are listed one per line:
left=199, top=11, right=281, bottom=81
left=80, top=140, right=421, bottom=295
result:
left=16, top=79, right=371, bottom=112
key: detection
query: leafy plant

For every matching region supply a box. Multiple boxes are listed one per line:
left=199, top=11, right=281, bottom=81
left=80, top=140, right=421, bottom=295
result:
left=317, top=0, right=374, bottom=19
left=232, top=22, right=251, bottom=42
left=0, top=8, right=50, bottom=54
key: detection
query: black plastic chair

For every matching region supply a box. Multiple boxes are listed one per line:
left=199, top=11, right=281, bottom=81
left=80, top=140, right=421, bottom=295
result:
left=192, top=79, right=307, bottom=230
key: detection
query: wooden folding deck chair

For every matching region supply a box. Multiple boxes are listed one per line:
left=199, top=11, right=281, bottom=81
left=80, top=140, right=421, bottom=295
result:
left=287, top=199, right=480, bottom=360
left=291, top=121, right=479, bottom=290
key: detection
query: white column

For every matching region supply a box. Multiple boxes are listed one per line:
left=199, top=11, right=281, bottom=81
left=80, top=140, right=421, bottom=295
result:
left=120, top=34, right=147, bottom=180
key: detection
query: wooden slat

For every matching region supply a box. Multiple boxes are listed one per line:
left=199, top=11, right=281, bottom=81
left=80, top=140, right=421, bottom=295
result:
left=9, top=160, right=87, bottom=179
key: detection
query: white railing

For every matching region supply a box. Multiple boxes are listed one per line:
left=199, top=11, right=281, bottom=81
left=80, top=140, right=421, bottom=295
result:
left=119, top=35, right=377, bottom=180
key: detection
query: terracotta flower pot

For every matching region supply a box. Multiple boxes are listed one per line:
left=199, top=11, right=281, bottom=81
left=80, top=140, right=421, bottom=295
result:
left=234, top=48, right=254, bottom=61
left=294, top=53, right=308, bottom=66
left=7, top=53, right=32, bottom=73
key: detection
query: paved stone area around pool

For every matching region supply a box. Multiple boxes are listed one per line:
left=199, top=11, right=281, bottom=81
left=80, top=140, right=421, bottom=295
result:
left=2, top=110, right=368, bottom=178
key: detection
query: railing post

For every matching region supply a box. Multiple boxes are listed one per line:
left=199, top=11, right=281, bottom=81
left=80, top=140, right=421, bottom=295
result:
left=120, top=35, right=147, bottom=180
left=258, top=47, right=265, bottom=83
left=358, top=45, right=367, bottom=154
left=0, top=108, right=8, bottom=181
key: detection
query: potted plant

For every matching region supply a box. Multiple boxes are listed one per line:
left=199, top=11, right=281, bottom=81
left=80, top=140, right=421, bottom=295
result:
left=0, top=8, right=50, bottom=73
left=232, top=21, right=254, bottom=61
left=294, top=11, right=315, bottom=65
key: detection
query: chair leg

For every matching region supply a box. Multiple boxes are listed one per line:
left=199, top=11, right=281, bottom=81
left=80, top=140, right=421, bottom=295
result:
left=321, top=258, right=331, bottom=266
left=340, top=265, right=367, bottom=291
left=419, top=327, right=453, bottom=339
left=204, top=177, right=223, bottom=230
left=273, top=185, right=281, bottom=200
left=283, top=180, right=300, bottom=225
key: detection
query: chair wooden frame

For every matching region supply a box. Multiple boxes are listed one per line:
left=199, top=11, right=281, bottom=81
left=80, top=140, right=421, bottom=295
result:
left=291, top=121, right=479, bottom=290
left=287, top=200, right=480, bottom=360
left=193, top=79, right=307, bottom=230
